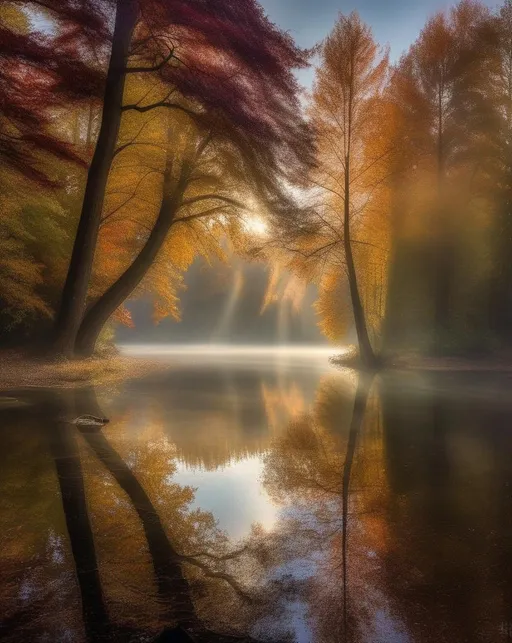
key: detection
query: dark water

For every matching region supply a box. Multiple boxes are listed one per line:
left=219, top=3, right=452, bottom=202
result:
left=3, top=348, right=512, bottom=642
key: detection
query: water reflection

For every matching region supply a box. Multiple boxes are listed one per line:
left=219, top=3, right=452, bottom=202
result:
left=3, top=354, right=512, bottom=642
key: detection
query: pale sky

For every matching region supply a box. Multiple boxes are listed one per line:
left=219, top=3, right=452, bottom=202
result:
left=259, top=0, right=498, bottom=86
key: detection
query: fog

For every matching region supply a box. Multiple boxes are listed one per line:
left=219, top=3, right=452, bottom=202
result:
left=116, top=258, right=330, bottom=347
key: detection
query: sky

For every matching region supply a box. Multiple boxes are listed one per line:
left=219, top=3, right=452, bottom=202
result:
left=259, top=0, right=497, bottom=86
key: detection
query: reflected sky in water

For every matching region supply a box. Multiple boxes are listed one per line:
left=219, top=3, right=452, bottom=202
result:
left=4, top=347, right=512, bottom=642
left=175, top=457, right=278, bottom=539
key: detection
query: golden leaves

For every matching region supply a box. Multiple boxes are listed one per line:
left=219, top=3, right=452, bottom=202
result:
left=0, top=2, right=29, bottom=35
left=314, top=269, right=350, bottom=341
left=89, top=68, right=261, bottom=330
left=269, top=12, right=392, bottom=344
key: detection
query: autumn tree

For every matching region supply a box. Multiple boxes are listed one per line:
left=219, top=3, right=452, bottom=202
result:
left=72, top=35, right=314, bottom=355
left=277, top=13, right=389, bottom=367
left=47, top=0, right=313, bottom=357
left=0, top=2, right=106, bottom=335
left=482, top=0, right=512, bottom=342
left=262, top=373, right=387, bottom=641
left=1, top=1, right=106, bottom=184
left=385, top=1, right=492, bottom=352
left=74, top=110, right=241, bottom=355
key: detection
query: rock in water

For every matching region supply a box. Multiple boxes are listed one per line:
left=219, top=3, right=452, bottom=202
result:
left=72, top=415, right=110, bottom=429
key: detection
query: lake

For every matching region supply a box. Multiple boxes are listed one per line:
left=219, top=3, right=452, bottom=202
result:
left=2, top=346, right=512, bottom=642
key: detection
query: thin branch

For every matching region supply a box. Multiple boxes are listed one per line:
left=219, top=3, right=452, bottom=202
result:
left=282, top=241, right=338, bottom=261
left=351, top=238, right=384, bottom=250
left=184, top=546, right=249, bottom=562
left=350, top=146, right=395, bottom=185
left=180, top=559, right=254, bottom=603
left=101, top=216, right=154, bottom=233
left=175, top=205, right=231, bottom=226
left=309, top=177, right=346, bottom=202
left=125, top=47, right=175, bottom=73
left=113, top=141, right=167, bottom=158
left=101, top=169, right=162, bottom=223
left=121, top=101, right=198, bottom=120
left=181, top=194, right=244, bottom=209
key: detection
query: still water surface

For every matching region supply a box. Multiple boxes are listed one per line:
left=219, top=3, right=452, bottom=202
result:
left=2, top=347, right=512, bottom=642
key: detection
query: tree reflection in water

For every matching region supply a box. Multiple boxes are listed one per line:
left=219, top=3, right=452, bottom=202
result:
left=62, top=386, right=295, bottom=642
left=5, top=367, right=512, bottom=642
left=262, top=372, right=398, bottom=643
left=1, top=384, right=297, bottom=642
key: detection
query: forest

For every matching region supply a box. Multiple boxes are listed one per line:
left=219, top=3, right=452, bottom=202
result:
left=2, top=0, right=512, bottom=368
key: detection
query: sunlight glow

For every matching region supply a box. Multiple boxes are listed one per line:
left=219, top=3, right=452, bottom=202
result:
left=244, top=215, right=268, bottom=237
left=210, top=270, right=244, bottom=342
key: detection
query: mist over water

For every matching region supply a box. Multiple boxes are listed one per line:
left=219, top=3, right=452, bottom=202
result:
left=120, top=343, right=341, bottom=361
left=116, top=259, right=329, bottom=348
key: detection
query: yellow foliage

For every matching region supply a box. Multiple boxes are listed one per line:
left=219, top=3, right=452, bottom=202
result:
left=266, top=13, right=392, bottom=344
left=314, top=269, right=350, bottom=341
left=0, top=2, right=29, bottom=34
left=91, top=71, right=261, bottom=329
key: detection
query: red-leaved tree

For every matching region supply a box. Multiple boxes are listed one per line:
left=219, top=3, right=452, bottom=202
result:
left=45, top=0, right=314, bottom=356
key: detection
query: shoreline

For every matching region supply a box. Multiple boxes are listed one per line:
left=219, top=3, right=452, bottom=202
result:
left=2, top=348, right=512, bottom=391
left=0, top=350, right=169, bottom=391
left=385, top=354, right=512, bottom=373
left=332, top=351, right=512, bottom=374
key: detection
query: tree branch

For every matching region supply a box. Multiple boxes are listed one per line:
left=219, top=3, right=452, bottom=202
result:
left=121, top=101, right=198, bottom=119
left=184, top=546, right=249, bottom=562
left=175, top=205, right=230, bottom=226
left=181, top=194, right=245, bottom=209
left=179, top=555, right=255, bottom=604
left=126, top=47, right=175, bottom=73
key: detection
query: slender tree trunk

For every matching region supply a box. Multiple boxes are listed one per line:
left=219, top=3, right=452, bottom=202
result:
left=344, top=161, right=377, bottom=368
left=74, top=165, right=186, bottom=357
left=433, top=87, right=452, bottom=350
left=52, top=0, right=138, bottom=357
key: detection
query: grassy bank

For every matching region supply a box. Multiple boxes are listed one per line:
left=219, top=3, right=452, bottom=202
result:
left=331, top=348, right=512, bottom=373
left=0, top=350, right=167, bottom=390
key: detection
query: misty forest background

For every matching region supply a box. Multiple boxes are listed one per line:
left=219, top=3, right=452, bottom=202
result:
left=3, top=0, right=512, bottom=365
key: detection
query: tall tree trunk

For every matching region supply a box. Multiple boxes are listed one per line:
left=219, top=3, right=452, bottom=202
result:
left=52, top=0, right=138, bottom=357
left=433, top=87, right=452, bottom=350
left=344, top=161, right=377, bottom=368
left=74, top=164, right=187, bottom=357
